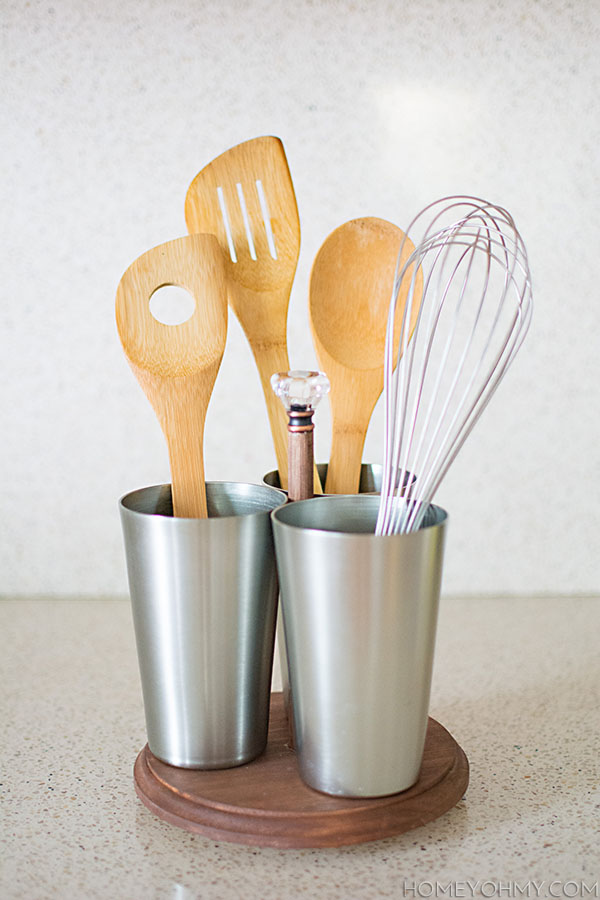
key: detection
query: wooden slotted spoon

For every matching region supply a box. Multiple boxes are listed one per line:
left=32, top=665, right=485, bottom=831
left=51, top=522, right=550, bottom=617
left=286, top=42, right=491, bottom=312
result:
left=184, top=135, right=321, bottom=492
left=309, top=217, right=422, bottom=494
left=116, top=234, right=228, bottom=518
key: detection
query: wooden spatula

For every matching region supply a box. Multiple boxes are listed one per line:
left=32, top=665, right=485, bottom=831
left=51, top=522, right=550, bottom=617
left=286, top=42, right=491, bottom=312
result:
left=309, top=217, right=421, bottom=495
left=184, top=136, right=321, bottom=492
left=116, top=234, right=228, bottom=518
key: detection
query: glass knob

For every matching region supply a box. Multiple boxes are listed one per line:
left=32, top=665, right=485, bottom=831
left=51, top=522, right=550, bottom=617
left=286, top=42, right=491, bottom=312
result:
left=271, top=370, right=330, bottom=412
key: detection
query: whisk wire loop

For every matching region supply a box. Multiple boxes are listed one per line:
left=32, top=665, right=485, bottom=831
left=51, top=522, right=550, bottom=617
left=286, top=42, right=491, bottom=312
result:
left=376, top=196, right=533, bottom=536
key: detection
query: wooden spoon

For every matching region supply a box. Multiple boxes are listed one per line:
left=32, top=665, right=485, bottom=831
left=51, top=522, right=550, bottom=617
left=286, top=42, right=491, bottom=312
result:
left=116, top=234, right=228, bottom=518
left=184, top=135, right=322, bottom=493
left=309, top=217, right=422, bottom=494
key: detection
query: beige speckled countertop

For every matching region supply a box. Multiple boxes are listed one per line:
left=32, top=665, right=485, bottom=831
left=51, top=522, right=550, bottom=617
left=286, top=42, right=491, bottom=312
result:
left=1, top=597, right=599, bottom=899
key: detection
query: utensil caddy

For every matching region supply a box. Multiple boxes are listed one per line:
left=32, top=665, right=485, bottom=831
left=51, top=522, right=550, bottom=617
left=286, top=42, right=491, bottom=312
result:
left=133, top=692, right=468, bottom=848
left=125, top=486, right=469, bottom=848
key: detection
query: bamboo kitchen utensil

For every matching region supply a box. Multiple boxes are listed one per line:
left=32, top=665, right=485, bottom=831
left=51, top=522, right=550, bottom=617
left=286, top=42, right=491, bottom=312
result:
left=309, top=217, right=421, bottom=494
left=184, top=136, right=321, bottom=491
left=376, top=196, right=533, bottom=535
left=116, top=234, right=228, bottom=518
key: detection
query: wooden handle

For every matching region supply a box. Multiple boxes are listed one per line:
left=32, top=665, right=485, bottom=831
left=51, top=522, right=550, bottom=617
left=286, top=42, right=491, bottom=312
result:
left=314, top=359, right=382, bottom=495
left=325, top=425, right=368, bottom=494
left=249, top=339, right=293, bottom=488
left=158, top=372, right=219, bottom=518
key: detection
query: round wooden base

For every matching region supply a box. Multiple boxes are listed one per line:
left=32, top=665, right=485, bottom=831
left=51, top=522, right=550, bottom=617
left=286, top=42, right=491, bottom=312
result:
left=134, top=693, right=468, bottom=848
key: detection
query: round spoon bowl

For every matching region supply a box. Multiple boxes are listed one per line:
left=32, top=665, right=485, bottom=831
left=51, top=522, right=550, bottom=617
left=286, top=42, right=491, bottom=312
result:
left=309, top=217, right=422, bottom=494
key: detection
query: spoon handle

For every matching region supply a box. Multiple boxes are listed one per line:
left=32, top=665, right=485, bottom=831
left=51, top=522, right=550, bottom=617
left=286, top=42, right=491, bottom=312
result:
left=158, top=374, right=219, bottom=518
left=325, top=425, right=368, bottom=494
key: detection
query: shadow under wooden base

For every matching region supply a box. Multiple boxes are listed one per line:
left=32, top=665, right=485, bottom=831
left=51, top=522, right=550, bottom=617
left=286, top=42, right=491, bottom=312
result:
left=134, top=692, right=468, bottom=848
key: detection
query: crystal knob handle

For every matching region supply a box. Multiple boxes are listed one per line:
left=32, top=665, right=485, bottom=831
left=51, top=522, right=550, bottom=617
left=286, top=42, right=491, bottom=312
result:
left=270, top=370, right=330, bottom=412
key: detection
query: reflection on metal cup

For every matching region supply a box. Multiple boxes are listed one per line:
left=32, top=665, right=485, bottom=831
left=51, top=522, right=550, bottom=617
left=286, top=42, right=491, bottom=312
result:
left=263, top=462, right=415, bottom=496
left=272, top=494, right=447, bottom=797
left=119, top=481, right=285, bottom=769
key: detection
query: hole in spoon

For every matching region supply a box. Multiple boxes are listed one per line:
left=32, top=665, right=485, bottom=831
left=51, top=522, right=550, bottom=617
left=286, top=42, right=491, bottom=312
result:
left=149, top=285, right=196, bottom=325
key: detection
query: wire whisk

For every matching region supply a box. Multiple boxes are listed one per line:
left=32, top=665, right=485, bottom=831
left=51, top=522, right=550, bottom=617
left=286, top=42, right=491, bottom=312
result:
left=376, top=196, right=533, bottom=536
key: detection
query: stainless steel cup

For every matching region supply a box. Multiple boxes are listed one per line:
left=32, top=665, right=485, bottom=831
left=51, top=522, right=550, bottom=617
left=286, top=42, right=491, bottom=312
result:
left=119, top=481, right=285, bottom=769
left=272, top=495, right=447, bottom=797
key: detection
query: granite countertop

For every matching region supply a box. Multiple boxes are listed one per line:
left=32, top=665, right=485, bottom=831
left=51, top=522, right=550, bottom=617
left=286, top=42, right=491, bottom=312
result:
left=1, top=596, right=599, bottom=899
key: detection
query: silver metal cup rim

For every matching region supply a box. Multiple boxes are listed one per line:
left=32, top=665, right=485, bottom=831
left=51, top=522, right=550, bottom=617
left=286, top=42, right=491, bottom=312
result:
left=271, top=494, right=447, bottom=538
left=262, top=462, right=417, bottom=496
left=120, top=481, right=287, bottom=521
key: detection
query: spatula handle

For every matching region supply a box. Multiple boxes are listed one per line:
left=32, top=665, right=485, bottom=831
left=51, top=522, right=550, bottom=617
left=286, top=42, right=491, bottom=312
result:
left=251, top=342, right=292, bottom=483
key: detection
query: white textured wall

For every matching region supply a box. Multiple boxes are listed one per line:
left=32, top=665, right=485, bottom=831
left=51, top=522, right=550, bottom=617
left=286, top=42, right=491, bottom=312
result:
left=1, top=0, right=598, bottom=596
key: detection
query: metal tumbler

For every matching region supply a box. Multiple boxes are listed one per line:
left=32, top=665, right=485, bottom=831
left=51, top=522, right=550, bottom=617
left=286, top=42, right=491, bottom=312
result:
left=119, top=481, right=285, bottom=769
left=272, top=494, right=447, bottom=797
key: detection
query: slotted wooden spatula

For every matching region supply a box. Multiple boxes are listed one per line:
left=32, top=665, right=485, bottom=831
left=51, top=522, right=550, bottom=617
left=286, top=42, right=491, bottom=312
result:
left=116, top=234, right=228, bottom=518
left=184, top=136, right=321, bottom=492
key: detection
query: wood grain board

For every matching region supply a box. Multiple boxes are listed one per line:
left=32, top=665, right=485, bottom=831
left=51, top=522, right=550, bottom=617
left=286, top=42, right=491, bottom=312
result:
left=134, top=693, right=468, bottom=848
